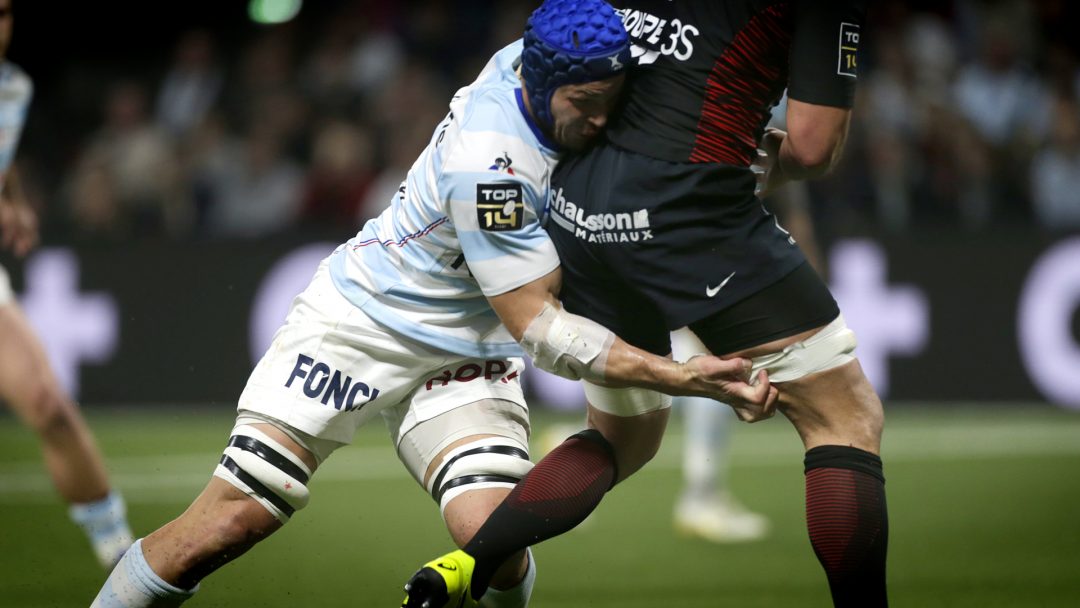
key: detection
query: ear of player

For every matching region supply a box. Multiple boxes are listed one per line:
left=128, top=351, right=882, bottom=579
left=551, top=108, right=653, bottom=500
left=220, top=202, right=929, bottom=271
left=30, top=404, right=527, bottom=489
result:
left=212, top=424, right=313, bottom=522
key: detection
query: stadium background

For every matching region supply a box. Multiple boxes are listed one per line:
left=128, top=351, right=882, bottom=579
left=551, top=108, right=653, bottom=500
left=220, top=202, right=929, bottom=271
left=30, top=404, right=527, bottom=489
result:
left=1, top=1, right=1078, bottom=606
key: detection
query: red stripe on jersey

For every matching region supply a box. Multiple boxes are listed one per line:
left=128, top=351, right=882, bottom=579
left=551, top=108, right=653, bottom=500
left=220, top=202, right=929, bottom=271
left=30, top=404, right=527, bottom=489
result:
left=689, top=4, right=792, bottom=165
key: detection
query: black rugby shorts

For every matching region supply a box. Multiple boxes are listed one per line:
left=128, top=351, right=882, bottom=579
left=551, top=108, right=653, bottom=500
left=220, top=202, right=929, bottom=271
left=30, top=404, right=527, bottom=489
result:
left=547, top=141, right=838, bottom=356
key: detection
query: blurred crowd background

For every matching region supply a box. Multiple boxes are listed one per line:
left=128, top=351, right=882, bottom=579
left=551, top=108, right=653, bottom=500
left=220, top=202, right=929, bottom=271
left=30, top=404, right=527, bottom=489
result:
left=10, top=0, right=1080, bottom=245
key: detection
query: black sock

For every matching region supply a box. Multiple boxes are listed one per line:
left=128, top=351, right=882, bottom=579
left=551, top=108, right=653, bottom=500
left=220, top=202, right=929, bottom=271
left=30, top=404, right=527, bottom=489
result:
left=464, top=429, right=617, bottom=597
left=805, top=445, right=889, bottom=607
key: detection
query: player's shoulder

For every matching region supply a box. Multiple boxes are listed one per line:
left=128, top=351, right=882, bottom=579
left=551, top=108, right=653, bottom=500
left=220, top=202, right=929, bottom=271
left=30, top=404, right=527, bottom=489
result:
left=0, top=61, right=33, bottom=94
left=444, top=120, right=551, bottom=189
left=439, top=124, right=550, bottom=197
left=437, top=41, right=554, bottom=193
left=456, top=44, right=528, bottom=135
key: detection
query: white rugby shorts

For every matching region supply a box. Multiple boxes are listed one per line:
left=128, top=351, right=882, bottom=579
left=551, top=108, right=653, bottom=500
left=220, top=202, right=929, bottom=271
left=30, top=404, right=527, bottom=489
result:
left=237, top=259, right=528, bottom=451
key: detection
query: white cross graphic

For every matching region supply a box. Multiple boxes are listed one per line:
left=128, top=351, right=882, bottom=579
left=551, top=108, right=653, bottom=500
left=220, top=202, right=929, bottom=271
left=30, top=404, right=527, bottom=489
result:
left=829, top=239, right=929, bottom=397
left=18, top=249, right=119, bottom=398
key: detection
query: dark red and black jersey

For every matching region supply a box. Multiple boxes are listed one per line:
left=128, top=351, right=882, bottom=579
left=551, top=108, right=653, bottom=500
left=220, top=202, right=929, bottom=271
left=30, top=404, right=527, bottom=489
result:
left=606, top=0, right=866, bottom=166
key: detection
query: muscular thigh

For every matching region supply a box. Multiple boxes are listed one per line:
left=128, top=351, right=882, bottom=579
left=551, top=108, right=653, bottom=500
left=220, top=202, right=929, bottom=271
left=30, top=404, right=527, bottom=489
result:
left=396, top=399, right=532, bottom=544
left=683, top=263, right=882, bottom=452
left=696, top=294, right=881, bottom=454
left=396, top=398, right=531, bottom=491
left=773, top=360, right=883, bottom=453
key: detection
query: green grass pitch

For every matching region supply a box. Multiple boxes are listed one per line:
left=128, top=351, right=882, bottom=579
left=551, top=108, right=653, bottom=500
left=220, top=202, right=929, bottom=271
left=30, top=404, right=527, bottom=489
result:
left=1, top=405, right=1078, bottom=607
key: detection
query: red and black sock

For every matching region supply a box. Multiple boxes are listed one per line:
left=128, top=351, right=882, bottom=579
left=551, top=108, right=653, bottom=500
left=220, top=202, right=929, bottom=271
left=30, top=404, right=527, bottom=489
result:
left=464, top=429, right=617, bottom=597
left=804, top=445, right=889, bottom=607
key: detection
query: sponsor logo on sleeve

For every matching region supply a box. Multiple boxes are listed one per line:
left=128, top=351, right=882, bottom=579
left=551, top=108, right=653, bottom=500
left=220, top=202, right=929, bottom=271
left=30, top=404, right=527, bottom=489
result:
left=476, top=183, right=524, bottom=231
left=838, top=22, right=860, bottom=78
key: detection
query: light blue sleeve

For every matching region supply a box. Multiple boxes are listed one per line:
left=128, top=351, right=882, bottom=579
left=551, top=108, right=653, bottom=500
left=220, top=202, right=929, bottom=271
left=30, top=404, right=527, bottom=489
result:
left=441, top=168, right=559, bottom=297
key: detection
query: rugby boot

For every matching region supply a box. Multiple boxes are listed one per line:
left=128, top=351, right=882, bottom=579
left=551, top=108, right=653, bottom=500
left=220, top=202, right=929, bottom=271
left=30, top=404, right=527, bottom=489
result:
left=401, top=550, right=478, bottom=608
left=674, top=491, right=769, bottom=543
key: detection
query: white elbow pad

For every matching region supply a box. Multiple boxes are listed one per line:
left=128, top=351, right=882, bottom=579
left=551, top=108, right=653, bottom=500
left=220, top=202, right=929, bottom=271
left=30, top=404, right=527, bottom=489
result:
left=521, top=302, right=615, bottom=382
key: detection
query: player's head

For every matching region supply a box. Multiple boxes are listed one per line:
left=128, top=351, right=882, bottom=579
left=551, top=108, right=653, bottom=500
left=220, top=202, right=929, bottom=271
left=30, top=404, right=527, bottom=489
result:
left=521, top=0, right=630, bottom=150
left=0, top=0, right=12, bottom=60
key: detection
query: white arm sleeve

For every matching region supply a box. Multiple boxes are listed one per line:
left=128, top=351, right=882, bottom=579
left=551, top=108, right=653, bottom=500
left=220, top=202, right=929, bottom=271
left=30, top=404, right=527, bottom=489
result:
left=520, top=302, right=615, bottom=382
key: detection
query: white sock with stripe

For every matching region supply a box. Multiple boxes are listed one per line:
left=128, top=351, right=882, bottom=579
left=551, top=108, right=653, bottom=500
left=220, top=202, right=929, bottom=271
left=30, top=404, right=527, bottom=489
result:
left=91, top=538, right=198, bottom=607
left=479, top=548, right=536, bottom=608
left=69, top=491, right=135, bottom=570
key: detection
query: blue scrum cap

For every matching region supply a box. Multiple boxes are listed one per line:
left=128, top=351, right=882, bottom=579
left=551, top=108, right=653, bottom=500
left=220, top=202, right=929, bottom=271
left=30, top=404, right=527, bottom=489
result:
left=521, top=0, right=631, bottom=130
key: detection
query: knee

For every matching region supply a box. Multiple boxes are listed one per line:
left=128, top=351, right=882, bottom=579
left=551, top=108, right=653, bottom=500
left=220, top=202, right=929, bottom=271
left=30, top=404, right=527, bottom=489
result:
left=587, top=409, right=668, bottom=482
left=821, top=393, right=883, bottom=451
left=21, top=382, right=79, bottom=438
left=617, top=435, right=662, bottom=477
left=605, top=425, right=664, bottom=481
left=209, top=499, right=279, bottom=550
left=848, top=377, right=885, bottom=444
left=865, top=397, right=885, bottom=437
left=781, top=364, right=886, bottom=453
left=443, top=488, right=514, bottom=548
left=843, top=406, right=883, bottom=454
left=449, top=515, right=485, bottom=549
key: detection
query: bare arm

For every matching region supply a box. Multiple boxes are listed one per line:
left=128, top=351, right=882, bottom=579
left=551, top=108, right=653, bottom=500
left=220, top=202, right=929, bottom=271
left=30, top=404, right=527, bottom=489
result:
left=487, top=268, right=776, bottom=406
left=782, top=98, right=850, bottom=176
left=759, top=99, right=851, bottom=196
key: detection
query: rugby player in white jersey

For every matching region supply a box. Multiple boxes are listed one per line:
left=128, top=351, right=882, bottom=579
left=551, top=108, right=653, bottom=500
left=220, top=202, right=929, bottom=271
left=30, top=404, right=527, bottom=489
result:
left=0, top=0, right=134, bottom=570
left=92, top=1, right=775, bottom=606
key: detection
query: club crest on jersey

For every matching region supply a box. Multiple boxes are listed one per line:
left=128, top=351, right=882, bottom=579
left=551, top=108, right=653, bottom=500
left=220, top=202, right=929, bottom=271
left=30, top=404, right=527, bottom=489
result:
left=488, top=153, right=515, bottom=175
left=476, top=183, right=524, bottom=231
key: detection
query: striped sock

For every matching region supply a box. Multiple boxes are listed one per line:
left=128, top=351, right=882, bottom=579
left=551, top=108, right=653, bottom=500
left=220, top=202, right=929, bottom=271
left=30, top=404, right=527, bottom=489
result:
left=465, top=429, right=616, bottom=598
left=805, top=445, right=889, bottom=607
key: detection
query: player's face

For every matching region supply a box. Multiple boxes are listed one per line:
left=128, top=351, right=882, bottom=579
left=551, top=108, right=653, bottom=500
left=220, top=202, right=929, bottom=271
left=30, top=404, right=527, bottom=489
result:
left=0, top=0, right=11, bottom=60
left=548, top=74, right=625, bottom=151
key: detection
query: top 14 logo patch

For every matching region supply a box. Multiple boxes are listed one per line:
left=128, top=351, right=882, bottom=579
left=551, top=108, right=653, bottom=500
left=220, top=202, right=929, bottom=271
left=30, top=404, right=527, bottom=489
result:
left=476, top=183, right=524, bottom=231
left=837, top=22, right=860, bottom=77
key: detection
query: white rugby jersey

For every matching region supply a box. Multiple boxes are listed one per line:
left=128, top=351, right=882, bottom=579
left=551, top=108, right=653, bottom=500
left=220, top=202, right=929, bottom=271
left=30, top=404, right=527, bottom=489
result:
left=0, top=61, right=33, bottom=184
left=329, top=40, right=561, bottom=358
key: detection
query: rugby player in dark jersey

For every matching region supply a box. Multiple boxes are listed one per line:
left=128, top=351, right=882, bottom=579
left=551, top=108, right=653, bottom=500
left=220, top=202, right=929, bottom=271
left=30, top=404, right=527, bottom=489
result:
left=406, top=2, right=884, bottom=607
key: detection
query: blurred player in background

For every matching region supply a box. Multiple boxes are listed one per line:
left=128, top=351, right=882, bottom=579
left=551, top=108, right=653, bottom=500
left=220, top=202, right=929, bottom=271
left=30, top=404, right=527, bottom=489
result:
left=673, top=98, right=824, bottom=544
left=670, top=328, right=770, bottom=542
left=92, top=1, right=772, bottom=606
left=0, top=0, right=134, bottom=570
left=411, top=2, right=888, bottom=607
